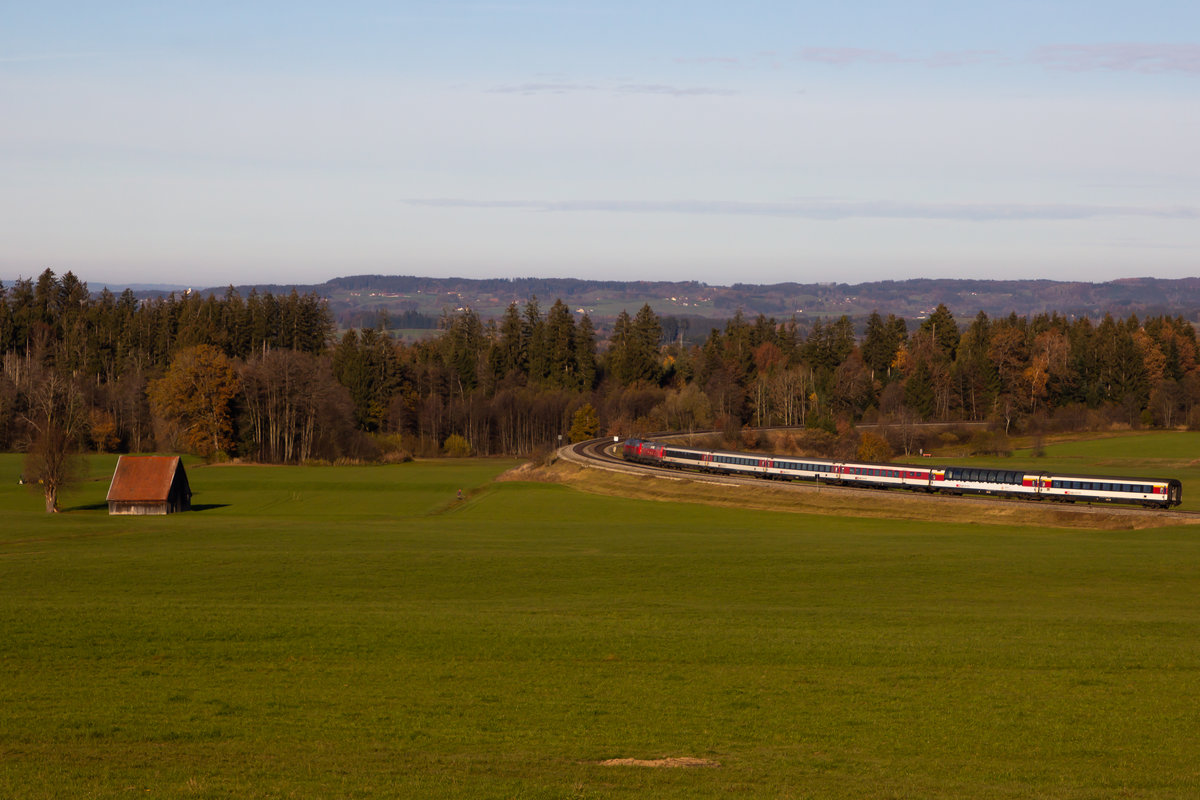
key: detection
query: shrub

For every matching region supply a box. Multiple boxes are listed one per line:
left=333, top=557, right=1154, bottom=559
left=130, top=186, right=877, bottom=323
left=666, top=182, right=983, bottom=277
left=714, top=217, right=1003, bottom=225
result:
left=443, top=434, right=472, bottom=457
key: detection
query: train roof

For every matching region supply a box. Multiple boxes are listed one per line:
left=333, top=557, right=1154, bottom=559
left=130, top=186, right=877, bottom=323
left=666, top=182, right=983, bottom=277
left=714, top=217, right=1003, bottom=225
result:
left=636, top=438, right=1178, bottom=485
left=1035, top=471, right=1177, bottom=485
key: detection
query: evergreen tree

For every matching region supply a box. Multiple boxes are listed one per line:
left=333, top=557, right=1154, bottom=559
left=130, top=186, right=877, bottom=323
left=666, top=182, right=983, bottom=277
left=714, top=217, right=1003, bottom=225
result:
left=629, top=304, right=663, bottom=384
left=523, top=298, right=547, bottom=383
left=332, top=329, right=402, bottom=431
left=954, top=311, right=998, bottom=420
left=861, top=310, right=907, bottom=382
left=493, top=303, right=525, bottom=380
left=575, top=313, right=598, bottom=390
left=828, top=315, right=856, bottom=365
left=606, top=310, right=633, bottom=383
left=441, top=310, right=483, bottom=396
left=918, top=303, right=959, bottom=359
left=544, top=300, right=578, bottom=389
left=904, top=358, right=936, bottom=419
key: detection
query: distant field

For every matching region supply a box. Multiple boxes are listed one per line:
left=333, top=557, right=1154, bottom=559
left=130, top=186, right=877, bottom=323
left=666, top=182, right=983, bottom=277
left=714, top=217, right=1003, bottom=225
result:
left=3, top=448, right=1200, bottom=798
left=943, top=431, right=1200, bottom=512
left=1015, top=430, right=1200, bottom=463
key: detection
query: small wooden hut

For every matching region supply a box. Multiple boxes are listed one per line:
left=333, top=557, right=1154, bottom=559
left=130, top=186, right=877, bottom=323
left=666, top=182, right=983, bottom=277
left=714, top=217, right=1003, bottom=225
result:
left=106, top=456, right=192, bottom=515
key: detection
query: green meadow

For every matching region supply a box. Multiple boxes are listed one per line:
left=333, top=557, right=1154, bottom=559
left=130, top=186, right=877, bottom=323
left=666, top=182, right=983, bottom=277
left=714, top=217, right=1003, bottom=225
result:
left=2, top=435, right=1200, bottom=798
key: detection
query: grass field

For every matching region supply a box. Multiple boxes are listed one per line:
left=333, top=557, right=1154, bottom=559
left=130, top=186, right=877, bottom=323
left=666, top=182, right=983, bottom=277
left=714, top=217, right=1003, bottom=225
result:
left=2, top=436, right=1200, bottom=798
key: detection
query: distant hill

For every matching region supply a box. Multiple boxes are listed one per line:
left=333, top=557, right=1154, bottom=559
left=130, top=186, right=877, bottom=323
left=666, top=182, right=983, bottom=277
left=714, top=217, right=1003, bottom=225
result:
left=197, top=275, right=1200, bottom=330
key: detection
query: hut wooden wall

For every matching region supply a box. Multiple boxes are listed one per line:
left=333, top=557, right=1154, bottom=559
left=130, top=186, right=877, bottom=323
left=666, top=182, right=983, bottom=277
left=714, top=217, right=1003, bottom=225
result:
left=108, top=502, right=170, bottom=516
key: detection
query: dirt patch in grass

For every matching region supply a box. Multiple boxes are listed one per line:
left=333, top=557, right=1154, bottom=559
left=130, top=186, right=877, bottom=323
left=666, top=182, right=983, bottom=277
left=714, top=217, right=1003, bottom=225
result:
left=598, top=757, right=719, bottom=768
left=503, top=461, right=1194, bottom=531
left=495, top=461, right=555, bottom=482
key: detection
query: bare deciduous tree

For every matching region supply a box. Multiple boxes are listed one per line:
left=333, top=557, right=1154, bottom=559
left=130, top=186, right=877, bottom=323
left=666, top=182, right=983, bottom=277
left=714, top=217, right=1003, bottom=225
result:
left=22, top=366, right=86, bottom=513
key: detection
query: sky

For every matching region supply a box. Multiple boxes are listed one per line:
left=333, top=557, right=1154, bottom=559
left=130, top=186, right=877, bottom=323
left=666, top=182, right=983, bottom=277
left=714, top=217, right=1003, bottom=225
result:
left=2, top=1, right=1198, bottom=288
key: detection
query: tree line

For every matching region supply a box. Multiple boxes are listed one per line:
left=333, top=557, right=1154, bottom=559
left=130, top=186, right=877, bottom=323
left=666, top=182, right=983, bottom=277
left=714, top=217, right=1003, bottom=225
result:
left=7, top=269, right=1200, bottom=509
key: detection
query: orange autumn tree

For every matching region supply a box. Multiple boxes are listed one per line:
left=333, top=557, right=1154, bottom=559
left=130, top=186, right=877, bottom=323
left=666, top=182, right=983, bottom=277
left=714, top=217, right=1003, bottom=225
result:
left=150, top=344, right=240, bottom=457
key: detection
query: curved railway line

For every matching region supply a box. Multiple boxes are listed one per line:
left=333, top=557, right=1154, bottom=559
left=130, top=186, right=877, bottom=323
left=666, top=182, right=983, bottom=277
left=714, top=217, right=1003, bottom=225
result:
left=563, top=437, right=1200, bottom=526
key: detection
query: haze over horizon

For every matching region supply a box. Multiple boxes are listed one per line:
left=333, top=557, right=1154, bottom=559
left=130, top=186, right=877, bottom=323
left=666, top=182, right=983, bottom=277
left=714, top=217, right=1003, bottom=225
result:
left=3, top=1, right=1197, bottom=289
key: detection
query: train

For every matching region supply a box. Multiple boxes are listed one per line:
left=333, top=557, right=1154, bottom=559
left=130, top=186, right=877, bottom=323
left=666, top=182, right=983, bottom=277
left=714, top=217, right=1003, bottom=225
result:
left=621, top=438, right=1183, bottom=509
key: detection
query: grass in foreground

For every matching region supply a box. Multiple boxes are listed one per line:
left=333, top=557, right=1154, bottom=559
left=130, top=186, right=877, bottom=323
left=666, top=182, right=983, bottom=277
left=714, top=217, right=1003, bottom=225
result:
left=1, top=452, right=1200, bottom=798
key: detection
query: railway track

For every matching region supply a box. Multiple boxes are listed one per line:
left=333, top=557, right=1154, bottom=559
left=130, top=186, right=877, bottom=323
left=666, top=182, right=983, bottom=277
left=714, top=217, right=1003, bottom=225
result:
left=564, top=437, right=1200, bottom=525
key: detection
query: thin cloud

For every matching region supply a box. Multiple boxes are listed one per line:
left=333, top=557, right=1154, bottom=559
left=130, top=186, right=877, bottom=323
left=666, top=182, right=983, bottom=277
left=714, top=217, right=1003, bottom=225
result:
left=675, top=52, right=783, bottom=70
left=408, top=197, right=1198, bottom=222
left=1030, top=43, right=1200, bottom=73
left=686, top=43, right=1200, bottom=72
left=488, top=82, right=600, bottom=95
left=0, top=51, right=107, bottom=64
left=673, top=56, right=742, bottom=66
left=488, top=81, right=733, bottom=96
left=614, top=83, right=735, bottom=96
left=925, top=49, right=1005, bottom=68
left=797, top=46, right=1002, bottom=68
left=797, top=47, right=908, bottom=66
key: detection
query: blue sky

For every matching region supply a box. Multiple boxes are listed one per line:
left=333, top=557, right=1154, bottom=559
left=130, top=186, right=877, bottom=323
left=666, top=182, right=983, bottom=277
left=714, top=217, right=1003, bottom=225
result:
left=2, top=1, right=1198, bottom=288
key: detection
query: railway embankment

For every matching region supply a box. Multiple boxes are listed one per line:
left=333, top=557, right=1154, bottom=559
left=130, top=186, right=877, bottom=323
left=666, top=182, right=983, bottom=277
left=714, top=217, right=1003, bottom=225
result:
left=523, top=437, right=1200, bottom=531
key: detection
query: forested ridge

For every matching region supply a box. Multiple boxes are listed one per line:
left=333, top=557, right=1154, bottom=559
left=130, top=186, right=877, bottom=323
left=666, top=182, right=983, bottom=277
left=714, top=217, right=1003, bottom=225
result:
left=6, top=269, right=1200, bottom=510
left=212, top=274, right=1200, bottom=330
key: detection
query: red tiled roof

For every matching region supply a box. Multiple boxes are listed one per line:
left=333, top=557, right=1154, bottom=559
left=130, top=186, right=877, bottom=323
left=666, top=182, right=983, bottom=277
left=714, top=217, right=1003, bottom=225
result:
left=106, top=456, right=186, bottom=503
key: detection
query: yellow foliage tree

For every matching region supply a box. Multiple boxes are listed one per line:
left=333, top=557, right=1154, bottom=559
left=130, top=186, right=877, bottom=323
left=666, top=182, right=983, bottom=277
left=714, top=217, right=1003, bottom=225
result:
left=568, top=403, right=600, bottom=443
left=89, top=409, right=120, bottom=452
left=150, top=345, right=240, bottom=457
left=856, top=431, right=893, bottom=463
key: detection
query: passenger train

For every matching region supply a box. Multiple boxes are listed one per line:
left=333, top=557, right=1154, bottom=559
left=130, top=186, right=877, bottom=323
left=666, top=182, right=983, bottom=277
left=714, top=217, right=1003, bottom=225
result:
left=622, top=438, right=1183, bottom=509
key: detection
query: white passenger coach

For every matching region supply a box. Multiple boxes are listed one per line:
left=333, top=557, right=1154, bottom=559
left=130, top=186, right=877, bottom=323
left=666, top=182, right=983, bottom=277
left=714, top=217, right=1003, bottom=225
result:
left=622, top=439, right=1182, bottom=509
